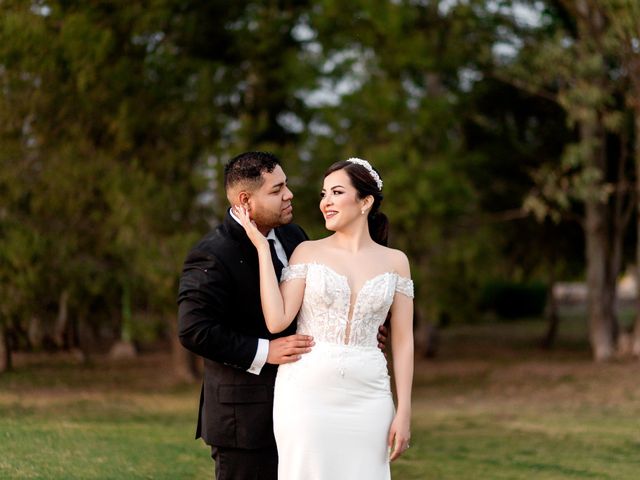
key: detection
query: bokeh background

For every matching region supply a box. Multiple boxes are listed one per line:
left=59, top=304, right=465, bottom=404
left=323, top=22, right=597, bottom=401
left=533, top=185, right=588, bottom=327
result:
left=1, top=1, right=640, bottom=479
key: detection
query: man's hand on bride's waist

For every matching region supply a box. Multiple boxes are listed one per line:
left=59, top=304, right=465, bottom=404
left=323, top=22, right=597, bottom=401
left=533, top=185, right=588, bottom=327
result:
left=267, top=334, right=314, bottom=365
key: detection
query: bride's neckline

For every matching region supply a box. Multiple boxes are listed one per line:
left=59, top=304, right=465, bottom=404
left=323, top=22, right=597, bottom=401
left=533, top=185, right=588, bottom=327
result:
left=292, top=262, right=403, bottom=344
left=301, top=262, right=397, bottom=296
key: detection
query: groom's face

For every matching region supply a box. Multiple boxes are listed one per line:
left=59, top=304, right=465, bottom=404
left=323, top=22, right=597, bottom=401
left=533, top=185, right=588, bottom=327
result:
left=247, top=165, right=294, bottom=230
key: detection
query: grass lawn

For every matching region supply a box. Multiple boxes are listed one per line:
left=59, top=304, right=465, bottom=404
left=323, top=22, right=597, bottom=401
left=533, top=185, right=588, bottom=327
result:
left=0, top=354, right=210, bottom=479
left=2, top=314, right=640, bottom=479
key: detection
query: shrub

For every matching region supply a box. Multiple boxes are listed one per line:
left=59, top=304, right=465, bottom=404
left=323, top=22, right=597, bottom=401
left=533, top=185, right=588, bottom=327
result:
left=479, top=280, right=548, bottom=319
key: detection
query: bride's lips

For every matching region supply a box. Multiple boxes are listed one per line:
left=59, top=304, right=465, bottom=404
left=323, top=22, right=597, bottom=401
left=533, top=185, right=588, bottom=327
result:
left=324, top=210, right=338, bottom=219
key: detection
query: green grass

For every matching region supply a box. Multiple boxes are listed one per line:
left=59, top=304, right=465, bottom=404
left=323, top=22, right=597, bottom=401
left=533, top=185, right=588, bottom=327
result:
left=2, top=315, right=640, bottom=479
left=395, top=403, right=640, bottom=479
left=0, top=355, right=210, bottom=479
left=394, top=314, right=640, bottom=479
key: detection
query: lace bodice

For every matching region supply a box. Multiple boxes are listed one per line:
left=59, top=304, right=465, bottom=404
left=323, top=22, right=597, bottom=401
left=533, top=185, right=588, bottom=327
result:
left=281, top=263, right=414, bottom=348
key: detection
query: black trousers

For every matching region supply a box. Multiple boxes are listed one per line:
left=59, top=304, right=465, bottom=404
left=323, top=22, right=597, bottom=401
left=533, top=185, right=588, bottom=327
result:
left=211, top=445, right=278, bottom=480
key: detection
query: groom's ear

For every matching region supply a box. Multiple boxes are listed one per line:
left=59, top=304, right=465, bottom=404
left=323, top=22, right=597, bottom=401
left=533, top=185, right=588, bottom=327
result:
left=226, top=189, right=249, bottom=210
left=238, top=191, right=251, bottom=207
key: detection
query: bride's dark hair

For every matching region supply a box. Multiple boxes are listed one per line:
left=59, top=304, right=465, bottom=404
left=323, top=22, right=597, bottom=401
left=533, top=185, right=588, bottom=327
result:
left=324, top=160, right=389, bottom=246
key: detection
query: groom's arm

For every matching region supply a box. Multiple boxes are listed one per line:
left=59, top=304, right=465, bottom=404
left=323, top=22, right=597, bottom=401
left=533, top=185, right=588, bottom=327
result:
left=177, top=252, right=259, bottom=371
left=178, top=250, right=311, bottom=372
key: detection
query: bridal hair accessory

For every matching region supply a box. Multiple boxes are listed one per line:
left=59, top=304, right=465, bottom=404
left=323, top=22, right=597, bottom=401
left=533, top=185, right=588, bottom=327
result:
left=346, top=157, right=383, bottom=191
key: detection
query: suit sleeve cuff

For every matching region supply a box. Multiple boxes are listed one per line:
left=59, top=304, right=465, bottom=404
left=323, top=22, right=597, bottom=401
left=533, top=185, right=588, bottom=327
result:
left=247, top=338, right=269, bottom=375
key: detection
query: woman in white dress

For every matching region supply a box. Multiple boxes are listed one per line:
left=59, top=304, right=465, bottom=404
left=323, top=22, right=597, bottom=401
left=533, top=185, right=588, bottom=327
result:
left=235, top=158, right=414, bottom=479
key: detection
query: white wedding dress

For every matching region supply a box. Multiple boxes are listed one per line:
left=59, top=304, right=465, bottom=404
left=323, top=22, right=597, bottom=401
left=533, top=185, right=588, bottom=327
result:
left=273, top=263, right=414, bottom=480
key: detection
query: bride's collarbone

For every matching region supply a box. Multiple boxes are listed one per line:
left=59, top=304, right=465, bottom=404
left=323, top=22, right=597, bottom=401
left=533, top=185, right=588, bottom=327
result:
left=301, top=245, right=398, bottom=282
left=309, top=261, right=396, bottom=286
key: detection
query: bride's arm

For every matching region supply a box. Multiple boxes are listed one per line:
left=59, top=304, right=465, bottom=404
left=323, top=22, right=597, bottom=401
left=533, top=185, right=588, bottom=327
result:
left=234, top=206, right=306, bottom=333
left=257, top=243, right=307, bottom=333
left=388, top=253, right=414, bottom=462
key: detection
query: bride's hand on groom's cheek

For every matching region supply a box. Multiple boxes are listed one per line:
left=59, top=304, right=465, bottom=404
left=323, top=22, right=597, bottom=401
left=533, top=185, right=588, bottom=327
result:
left=233, top=205, right=268, bottom=249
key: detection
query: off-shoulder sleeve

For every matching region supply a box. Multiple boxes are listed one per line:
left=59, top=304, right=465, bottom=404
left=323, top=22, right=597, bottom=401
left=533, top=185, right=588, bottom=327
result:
left=280, top=263, right=308, bottom=283
left=395, top=276, right=414, bottom=298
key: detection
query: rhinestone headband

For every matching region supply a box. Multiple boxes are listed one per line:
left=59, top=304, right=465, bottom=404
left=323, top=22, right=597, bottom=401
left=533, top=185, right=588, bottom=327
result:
left=346, top=157, right=383, bottom=191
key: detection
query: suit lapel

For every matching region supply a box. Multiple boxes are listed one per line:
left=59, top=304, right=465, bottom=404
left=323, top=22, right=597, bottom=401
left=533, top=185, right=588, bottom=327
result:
left=223, top=211, right=259, bottom=266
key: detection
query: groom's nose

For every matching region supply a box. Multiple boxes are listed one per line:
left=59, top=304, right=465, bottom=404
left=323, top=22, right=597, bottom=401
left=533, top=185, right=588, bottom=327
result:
left=283, top=186, right=293, bottom=201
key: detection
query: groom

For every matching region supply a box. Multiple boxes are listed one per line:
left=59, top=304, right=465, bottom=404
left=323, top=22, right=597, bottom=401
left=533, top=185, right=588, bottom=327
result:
left=178, top=151, right=387, bottom=479
left=178, top=152, right=312, bottom=479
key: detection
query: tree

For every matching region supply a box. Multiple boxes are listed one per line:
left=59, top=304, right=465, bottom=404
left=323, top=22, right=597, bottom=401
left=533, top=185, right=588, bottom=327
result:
left=0, top=0, right=319, bottom=375
left=504, top=0, right=635, bottom=360
left=600, top=0, right=640, bottom=355
left=0, top=1, right=217, bottom=368
left=296, top=0, right=579, bottom=333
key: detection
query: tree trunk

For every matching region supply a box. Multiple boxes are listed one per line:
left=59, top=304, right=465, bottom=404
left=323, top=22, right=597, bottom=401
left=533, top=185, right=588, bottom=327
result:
left=541, top=280, right=560, bottom=349
left=569, top=2, right=619, bottom=361
left=633, top=112, right=640, bottom=357
left=53, top=290, right=69, bottom=349
left=109, top=285, right=137, bottom=360
left=585, top=204, right=616, bottom=361
left=583, top=121, right=618, bottom=361
left=27, top=316, right=44, bottom=349
left=0, top=324, right=12, bottom=373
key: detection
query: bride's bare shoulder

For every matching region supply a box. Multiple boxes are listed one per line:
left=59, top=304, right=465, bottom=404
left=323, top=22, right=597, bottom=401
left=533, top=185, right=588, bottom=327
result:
left=376, top=245, right=411, bottom=277
left=290, top=239, right=329, bottom=263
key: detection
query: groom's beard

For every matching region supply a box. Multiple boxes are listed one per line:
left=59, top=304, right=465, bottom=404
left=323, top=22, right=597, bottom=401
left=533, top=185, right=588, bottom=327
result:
left=251, top=204, right=294, bottom=230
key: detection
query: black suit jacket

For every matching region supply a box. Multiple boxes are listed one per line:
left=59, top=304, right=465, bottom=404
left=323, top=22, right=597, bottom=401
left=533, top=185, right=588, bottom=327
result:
left=177, top=211, right=307, bottom=449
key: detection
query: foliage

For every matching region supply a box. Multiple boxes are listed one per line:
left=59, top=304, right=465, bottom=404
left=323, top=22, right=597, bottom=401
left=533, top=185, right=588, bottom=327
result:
left=497, top=0, right=639, bottom=359
left=0, top=1, right=253, bottom=348
left=288, top=0, right=564, bottom=323
left=1, top=0, right=639, bottom=358
left=479, top=280, right=548, bottom=319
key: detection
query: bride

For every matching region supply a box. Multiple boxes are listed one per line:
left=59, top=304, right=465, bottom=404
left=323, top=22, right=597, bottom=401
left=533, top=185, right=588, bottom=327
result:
left=235, top=158, right=414, bottom=479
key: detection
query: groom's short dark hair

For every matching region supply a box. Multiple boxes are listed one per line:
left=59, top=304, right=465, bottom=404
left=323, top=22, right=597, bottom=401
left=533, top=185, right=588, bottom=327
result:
left=224, top=151, right=280, bottom=191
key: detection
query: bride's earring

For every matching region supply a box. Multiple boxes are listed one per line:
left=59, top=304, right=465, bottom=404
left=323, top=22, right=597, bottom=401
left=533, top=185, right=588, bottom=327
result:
left=361, top=209, right=365, bottom=215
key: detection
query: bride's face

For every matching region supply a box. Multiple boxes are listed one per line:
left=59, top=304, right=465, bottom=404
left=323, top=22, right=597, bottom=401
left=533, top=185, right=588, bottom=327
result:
left=320, top=169, right=366, bottom=232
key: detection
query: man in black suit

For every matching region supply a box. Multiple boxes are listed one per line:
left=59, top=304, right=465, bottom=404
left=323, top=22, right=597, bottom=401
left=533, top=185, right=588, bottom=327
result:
left=178, top=152, right=313, bottom=479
